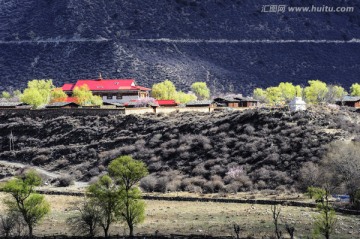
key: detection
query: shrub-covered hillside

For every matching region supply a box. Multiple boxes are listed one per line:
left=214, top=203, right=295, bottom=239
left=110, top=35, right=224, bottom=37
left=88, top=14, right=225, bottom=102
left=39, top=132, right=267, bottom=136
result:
left=1, top=0, right=360, bottom=93
left=0, top=108, right=359, bottom=193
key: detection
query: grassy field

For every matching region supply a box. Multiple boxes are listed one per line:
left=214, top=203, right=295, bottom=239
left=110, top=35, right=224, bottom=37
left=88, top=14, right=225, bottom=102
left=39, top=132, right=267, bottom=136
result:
left=0, top=193, right=360, bottom=238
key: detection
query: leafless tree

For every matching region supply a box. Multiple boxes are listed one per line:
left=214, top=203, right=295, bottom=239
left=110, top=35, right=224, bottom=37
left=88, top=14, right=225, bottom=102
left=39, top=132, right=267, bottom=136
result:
left=321, top=141, right=360, bottom=203
left=285, top=223, right=295, bottom=239
left=271, top=204, right=282, bottom=239
left=67, top=199, right=101, bottom=237
left=233, top=224, right=241, bottom=239
left=298, top=162, right=320, bottom=191
left=0, top=214, right=16, bottom=238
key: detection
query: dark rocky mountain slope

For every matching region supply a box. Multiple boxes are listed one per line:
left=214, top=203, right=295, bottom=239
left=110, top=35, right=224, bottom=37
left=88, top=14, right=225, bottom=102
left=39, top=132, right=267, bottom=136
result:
left=1, top=0, right=360, bottom=94
left=0, top=108, right=359, bottom=192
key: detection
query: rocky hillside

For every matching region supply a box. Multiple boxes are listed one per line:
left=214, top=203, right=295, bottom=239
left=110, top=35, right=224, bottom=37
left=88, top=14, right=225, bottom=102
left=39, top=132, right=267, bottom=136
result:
left=0, top=107, right=359, bottom=193
left=1, top=0, right=360, bottom=94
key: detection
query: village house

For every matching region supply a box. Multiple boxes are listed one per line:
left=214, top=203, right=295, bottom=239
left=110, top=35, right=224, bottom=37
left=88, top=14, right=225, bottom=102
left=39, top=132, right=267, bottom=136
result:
left=213, top=97, right=240, bottom=108
left=234, top=97, right=259, bottom=107
left=336, top=96, right=360, bottom=108
left=45, top=102, right=80, bottom=109
left=61, top=75, right=151, bottom=104
left=0, top=102, right=30, bottom=109
left=186, top=100, right=214, bottom=107
left=213, top=97, right=258, bottom=108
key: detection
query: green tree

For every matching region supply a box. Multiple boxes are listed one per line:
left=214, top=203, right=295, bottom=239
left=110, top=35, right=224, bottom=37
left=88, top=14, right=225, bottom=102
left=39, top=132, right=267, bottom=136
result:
left=304, top=80, right=328, bottom=104
left=1, top=91, right=11, bottom=99
left=151, top=80, right=177, bottom=100
left=20, top=88, right=43, bottom=108
left=350, top=83, right=360, bottom=96
left=266, top=87, right=283, bottom=105
left=191, top=82, right=210, bottom=100
left=73, top=84, right=103, bottom=106
left=50, top=88, right=67, bottom=103
left=295, top=85, right=303, bottom=97
left=278, top=82, right=296, bottom=103
left=1, top=170, right=50, bottom=238
left=325, top=85, right=347, bottom=103
left=253, top=88, right=267, bottom=103
left=108, top=155, right=148, bottom=236
left=108, top=155, right=148, bottom=191
left=87, top=175, right=121, bottom=238
left=13, top=90, right=22, bottom=97
left=312, top=187, right=337, bottom=239
left=117, top=188, right=146, bottom=237
left=175, top=91, right=197, bottom=104
left=20, top=79, right=54, bottom=108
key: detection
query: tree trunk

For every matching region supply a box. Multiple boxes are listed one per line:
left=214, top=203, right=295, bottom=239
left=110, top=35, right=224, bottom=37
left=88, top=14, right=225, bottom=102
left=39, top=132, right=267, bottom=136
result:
left=129, top=222, right=134, bottom=237
left=104, top=228, right=109, bottom=238
left=28, top=224, right=33, bottom=238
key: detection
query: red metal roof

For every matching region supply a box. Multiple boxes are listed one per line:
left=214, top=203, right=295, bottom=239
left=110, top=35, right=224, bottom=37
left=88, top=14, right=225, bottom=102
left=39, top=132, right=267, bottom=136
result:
left=62, top=83, right=75, bottom=91
left=61, top=79, right=151, bottom=92
left=156, top=100, right=178, bottom=106
left=65, top=97, right=78, bottom=103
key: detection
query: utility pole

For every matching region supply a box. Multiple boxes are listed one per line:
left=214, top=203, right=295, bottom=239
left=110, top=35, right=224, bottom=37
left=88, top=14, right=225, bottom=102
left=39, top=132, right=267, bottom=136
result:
left=9, top=131, right=14, bottom=151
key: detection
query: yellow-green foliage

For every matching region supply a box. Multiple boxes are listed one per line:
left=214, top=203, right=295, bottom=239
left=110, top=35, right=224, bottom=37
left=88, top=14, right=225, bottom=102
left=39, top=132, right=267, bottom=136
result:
left=151, top=80, right=177, bottom=100
left=304, top=80, right=328, bottom=104
left=20, top=79, right=54, bottom=108
left=278, top=82, right=297, bottom=102
left=253, top=88, right=267, bottom=102
left=253, top=82, right=303, bottom=105
left=191, top=82, right=210, bottom=100
left=50, top=88, right=68, bottom=102
left=1, top=91, right=11, bottom=99
left=175, top=91, right=197, bottom=103
left=266, top=87, right=283, bottom=105
left=152, top=80, right=197, bottom=103
left=108, top=155, right=148, bottom=190
left=2, top=170, right=50, bottom=237
left=73, top=84, right=102, bottom=106
left=350, top=83, right=360, bottom=96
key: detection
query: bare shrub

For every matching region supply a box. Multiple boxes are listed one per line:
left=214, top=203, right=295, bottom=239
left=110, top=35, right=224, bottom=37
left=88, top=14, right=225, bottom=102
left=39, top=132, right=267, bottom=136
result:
left=225, top=181, right=243, bottom=193
left=166, top=179, right=181, bottom=192
left=155, top=177, right=169, bottom=193
left=297, top=161, right=320, bottom=191
left=192, top=164, right=208, bottom=177
left=140, top=175, right=157, bottom=192
left=89, top=168, right=100, bottom=177
left=0, top=213, right=17, bottom=238
left=185, top=184, right=203, bottom=193
left=31, top=155, right=48, bottom=165
left=56, top=175, right=74, bottom=187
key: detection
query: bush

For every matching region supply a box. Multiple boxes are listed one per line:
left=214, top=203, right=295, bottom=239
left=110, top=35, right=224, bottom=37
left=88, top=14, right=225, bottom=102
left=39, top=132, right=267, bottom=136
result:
left=140, top=175, right=157, bottom=192
left=353, top=190, right=360, bottom=210
left=56, top=175, right=74, bottom=187
left=155, top=177, right=169, bottom=193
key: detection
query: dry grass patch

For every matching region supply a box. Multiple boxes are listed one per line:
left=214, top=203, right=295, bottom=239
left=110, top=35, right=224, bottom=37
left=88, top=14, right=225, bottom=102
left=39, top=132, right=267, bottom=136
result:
left=0, top=193, right=359, bottom=238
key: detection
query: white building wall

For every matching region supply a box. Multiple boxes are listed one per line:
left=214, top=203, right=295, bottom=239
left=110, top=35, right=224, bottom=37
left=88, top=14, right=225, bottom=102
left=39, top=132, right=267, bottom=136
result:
left=102, top=95, right=139, bottom=103
left=289, top=97, right=307, bottom=112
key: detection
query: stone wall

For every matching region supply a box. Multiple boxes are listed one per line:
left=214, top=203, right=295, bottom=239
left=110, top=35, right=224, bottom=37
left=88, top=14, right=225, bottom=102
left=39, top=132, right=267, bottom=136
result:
left=0, top=108, right=125, bottom=118
left=125, top=108, right=155, bottom=115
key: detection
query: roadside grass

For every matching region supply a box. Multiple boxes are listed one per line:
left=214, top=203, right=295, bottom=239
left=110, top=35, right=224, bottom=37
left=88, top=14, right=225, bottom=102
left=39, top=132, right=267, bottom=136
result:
left=0, top=193, right=359, bottom=238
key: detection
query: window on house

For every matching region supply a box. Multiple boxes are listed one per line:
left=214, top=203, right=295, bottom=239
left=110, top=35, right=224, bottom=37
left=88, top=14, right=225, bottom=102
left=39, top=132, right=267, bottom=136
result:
left=116, top=94, right=122, bottom=99
left=107, top=95, right=113, bottom=99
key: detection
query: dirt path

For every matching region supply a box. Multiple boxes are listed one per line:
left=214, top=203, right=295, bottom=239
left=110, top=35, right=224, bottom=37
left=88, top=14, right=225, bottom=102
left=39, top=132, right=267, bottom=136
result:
left=0, top=160, right=88, bottom=187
